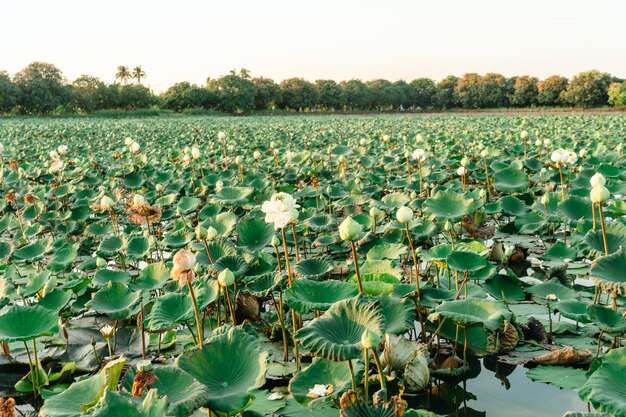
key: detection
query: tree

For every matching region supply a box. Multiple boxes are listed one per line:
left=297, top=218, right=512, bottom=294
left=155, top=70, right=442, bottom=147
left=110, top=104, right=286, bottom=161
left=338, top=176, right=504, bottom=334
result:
left=115, top=66, right=131, bottom=84
left=252, top=77, right=281, bottom=110
left=434, top=76, right=459, bottom=109
left=608, top=82, right=626, bottom=106
left=133, top=66, right=146, bottom=84
left=366, top=79, right=396, bottom=110
left=510, top=76, right=539, bottom=107
left=71, top=75, right=109, bottom=112
left=13, top=62, right=72, bottom=114
left=479, top=73, right=509, bottom=108
left=392, top=80, right=417, bottom=110
left=161, top=82, right=216, bottom=111
left=561, top=70, right=613, bottom=107
left=537, top=75, right=568, bottom=106
left=454, top=73, right=482, bottom=108
left=118, top=84, right=157, bottom=109
left=315, top=79, right=346, bottom=110
left=279, top=78, right=319, bottom=111
left=207, top=71, right=257, bottom=113
left=339, top=79, right=372, bottom=110
left=410, top=78, right=436, bottom=109
left=0, top=71, right=19, bottom=113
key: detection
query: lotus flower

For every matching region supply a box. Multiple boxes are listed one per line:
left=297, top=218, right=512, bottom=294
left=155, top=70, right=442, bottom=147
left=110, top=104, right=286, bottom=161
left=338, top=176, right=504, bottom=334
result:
left=412, top=149, right=426, bottom=162
left=171, top=249, right=196, bottom=286
left=191, top=147, right=200, bottom=159
left=396, top=206, right=413, bottom=224
left=262, top=192, right=300, bottom=230
left=590, top=186, right=610, bottom=204
left=590, top=173, right=606, bottom=188
left=57, top=145, right=68, bottom=155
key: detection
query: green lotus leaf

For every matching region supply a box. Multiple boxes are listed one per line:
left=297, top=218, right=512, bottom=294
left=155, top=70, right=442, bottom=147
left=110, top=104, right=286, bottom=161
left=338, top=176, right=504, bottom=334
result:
left=93, top=269, right=131, bottom=286
left=0, top=304, right=59, bottom=342
left=126, top=236, right=150, bottom=260
left=22, top=270, right=50, bottom=297
left=295, top=256, right=334, bottom=280
left=285, top=279, right=358, bottom=314
left=123, top=171, right=145, bottom=189
left=359, top=259, right=403, bottom=280
left=493, top=166, right=530, bottom=193
left=85, top=389, right=141, bottom=417
left=213, top=255, right=249, bottom=278
left=40, top=356, right=127, bottom=417
left=177, top=196, right=202, bottom=214
left=38, top=289, right=73, bottom=311
left=375, top=295, right=416, bottom=335
left=276, top=399, right=338, bottom=417
left=435, top=299, right=511, bottom=330
left=13, top=237, right=53, bottom=262
left=129, top=262, right=170, bottom=291
left=526, top=278, right=578, bottom=302
left=176, top=326, right=268, bottom=415
left=526, top=365, right=587, bottom=390
left=96, top=236, right=125, bottom=258
left=582, top=227, right=626, bottom=256
left=558, top=196, right=593, bottom=222
left=350, top=273, right=400, bottom=296
left=289, top=357, right=362, bottom=406
left=380, top=192, right=410, bottom=209
left=586, top=304, right=626, bottom=333
left=47, top=244, right=78, bottom=272
left=556, top=300, right=591, bottom=323
left=86, top=282, right=141, bottom=320
left=245, top=389, right=286, bottom=416
left=86, top=222, right=113, bottom=238
left=482, top=274, right=525, bottom=302
left=163, top=230, right=193, bottom=249
left=122, top=365, right=210, bottom=417
left=366, top=243, right=408, bottom=261
left=446, top=251, right=488, bottom=272
left=499, top=196, right=528, bottom=216
left=296, top=295, right=385, bottom=361
left=238, top=216, right=275, bottom=251
left=145, top=293, right=194, bottom=331
left=210, top=186, right=254, bottom=205
left=0, top=241, right=13, bottom=261
left=305, top=214, right=336, bottom=232
left=579, top=348, right=626, bottom=417
left=197, top=239, right=237, bottom=265
left=424, top=190, right=475, bottom=221
left=201, top=211, right=238, bottom=238
left=590, top=250, right=626, bottom=290
left=544, top=242, right=578, bottom=261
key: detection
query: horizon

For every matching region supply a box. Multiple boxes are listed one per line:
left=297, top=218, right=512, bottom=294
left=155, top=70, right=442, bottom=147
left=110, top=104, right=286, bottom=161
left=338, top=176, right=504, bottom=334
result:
left=3, top=0, right=626, bottom=93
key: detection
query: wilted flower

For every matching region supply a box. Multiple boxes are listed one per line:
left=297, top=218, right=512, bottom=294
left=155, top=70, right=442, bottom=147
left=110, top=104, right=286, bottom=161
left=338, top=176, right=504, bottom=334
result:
left=307, top=384, right=333, bottom=399
left=339, top=216, right=362, bottom=241
left=171, top=249, right=196, bottom=286
left=23, top=193, right=39, bottom=205
left=262, top=192, right=300, bottom=230
left=396, top=206, right=413, bottom=224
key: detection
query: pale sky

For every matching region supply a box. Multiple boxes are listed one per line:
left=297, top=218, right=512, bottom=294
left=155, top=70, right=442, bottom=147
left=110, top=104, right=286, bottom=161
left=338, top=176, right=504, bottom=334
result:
left=2, top=0, right=625, bottom=92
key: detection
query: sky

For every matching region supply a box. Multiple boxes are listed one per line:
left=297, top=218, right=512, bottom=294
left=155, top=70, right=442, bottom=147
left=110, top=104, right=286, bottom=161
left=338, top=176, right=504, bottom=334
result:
left=2, top=0, right=625, bottom=93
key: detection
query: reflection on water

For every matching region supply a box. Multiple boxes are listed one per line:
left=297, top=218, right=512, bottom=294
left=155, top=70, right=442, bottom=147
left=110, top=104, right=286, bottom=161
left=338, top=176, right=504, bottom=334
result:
left=406, top=357, right=588, bottom=416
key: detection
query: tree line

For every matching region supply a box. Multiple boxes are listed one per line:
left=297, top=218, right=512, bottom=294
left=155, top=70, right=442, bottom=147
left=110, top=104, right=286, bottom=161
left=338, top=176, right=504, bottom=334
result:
left=1, top=62, right=625, bottom=115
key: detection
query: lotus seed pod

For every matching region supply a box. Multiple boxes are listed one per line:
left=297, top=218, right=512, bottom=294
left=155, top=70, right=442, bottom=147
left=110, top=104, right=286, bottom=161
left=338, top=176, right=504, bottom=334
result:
left=137, top=360, right=153, bottom=372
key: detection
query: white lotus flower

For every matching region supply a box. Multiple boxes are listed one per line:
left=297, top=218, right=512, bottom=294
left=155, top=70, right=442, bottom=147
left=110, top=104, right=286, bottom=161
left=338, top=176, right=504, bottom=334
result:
left=191, top=147, right=200, bottom=159
left=590, top=173, right=606, bottom=188
left=546, top=294, right=558, bottom=302
left=49, top=158, right=64, bottom=173
left=253, top=150, right=261, bottom=160
left=520, top=130, right=529, bottom=140
left=412, top=149, right=426, bottom=162
left=307, top=384, right=332, bottom=398
left=130, top=141, right=140, bottom=153
left=57, top=145, right=68, bottom=155
left=217, top=131, right=226, bottom=140
left=124, top=137, right=134, bottom=146
left=457, top=166, right=466, bottom=176
left=262, top=192, right=300, bottom=230
left=550, top=149, right=569, bottom=165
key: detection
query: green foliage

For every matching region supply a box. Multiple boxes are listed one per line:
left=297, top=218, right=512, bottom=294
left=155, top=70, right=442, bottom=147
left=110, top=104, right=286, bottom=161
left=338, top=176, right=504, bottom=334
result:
left=561, top=70, right=613, bottom=107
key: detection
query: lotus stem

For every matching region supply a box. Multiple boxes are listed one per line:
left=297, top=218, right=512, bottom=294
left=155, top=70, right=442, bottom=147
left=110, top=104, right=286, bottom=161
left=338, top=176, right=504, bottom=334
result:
left=185, top=320, right=198, bottom=345
left=370, top=348, right=387, bottom=396
left=418, top=161, right=423, bottom=196
left=463, top=326, right=468, bottom=373
left=224, top=286, right=236, bottom=325
left=363, top=348, right=370, bottom=401
left=291, top=223, right=301, bottom=262
left=598, top=203, right=609, bottom=256
left=23, top=341, right=37, bottom=399
left=405, top=224, right=426, bottom=343
left=427, top=276, right=469, bottom=348
left=547, top=303, right=553, bottom=344
left=558, top=166, right=565, bottom=201
left=216, top=287, right=222, bottom=326
left=595, top=331, right=604, bottom=359
left=347, top=359, right=357, bottom=390
left=139, top=301, right=146, bottom=359
left=591, top=202, right=597, bottom=231
left=350, top=240, right=364, bottom=294
left=187, top=279, right=204, bottom=348
left=281, top=227, right=300, bottom=370
left=272, top=291, right=289, bottom=361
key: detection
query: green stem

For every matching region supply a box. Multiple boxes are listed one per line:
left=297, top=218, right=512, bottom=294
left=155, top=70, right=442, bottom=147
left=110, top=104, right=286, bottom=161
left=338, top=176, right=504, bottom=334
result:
left=371, top=348, right=387, bottom=395
left=350, top=240, right=363, bottom=293
left=187, top=280, right=204, bottom=348
left=363, top=348, right=370, bottom=401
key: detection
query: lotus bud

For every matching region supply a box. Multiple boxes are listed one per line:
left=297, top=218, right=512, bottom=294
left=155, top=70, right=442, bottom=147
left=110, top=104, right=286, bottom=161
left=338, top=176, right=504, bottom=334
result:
left=253, top=150, right=261, bottom=160
left=404, top=151, right=410, bottom=159
left=271, top=235, right=280, bottom=247
left=460, top=157, right=468, bottom=167
left=100, top=195, right=115, bottom=210
left=535, top=139, right=542, bottom=147
left=416, top=133, right=423, bottom=141
left=235, top=155, right=243, bottom=164
left=338, top=155, right=346, bottom=163
left=360, top=138, right=367, bottom=146
left=540, top=194, right=549, bottom=206
left=370, top=207, right=380, bottom=218
left=196, top=225, right=207, bottom=240
left=191, top=147, right=201, bottom=159
left=410, top=191, right=417, bottom=199
left=289, top=208, right=299, bottom=224
left=124, top=137, right=133, bottom=146
left=173, top=249, right=196, bottom=271
left=568, top=152, right=578, bottom=164
left=57, top=145, right=68, bottom=155
left=326, top=185, right=332, bottom=194
left=479, top=189, right=486, bottom=199
left=444, top=220, right=453, bottom=232
left=218, top=131, right=226, bottom=140
left=520, top=130, right=528, bottom=140
left=590, top=185, right=610, bottom=204
left=339, top=216, right=362, bottom=241
left=361, top=329, right=381, bottom=349
left=456, top=166, right=466, bottom=176
left=100, top=324, right=115, bottom=340
left=130, top=141, right=140, bottom=153
left=382, top=134, right=390, bottom=143
left=182, top=154, right=190, bottom=163
left=579, top=149, right=587, bottom=157
left=50, top=150, right=59, bottom=159
left=396, top=206, right=413, bottom=224
left=96, top=257, right=107, bottom=268
left=545, top=293, right=558, bottom=302
left=155, top=183, right=163, bottom=192
left=136, top=360, right=153, bottom=372
left=206, top=226, right=219, bottom=241
left=218, top=268, right=235, bottom=287
left=543, top=139, right=551, bottom=147
left=354, top=177, right=361, bottom=185
left=590, top=173, right=606, bottom=188
left=480, top=150, right=488, bottom=158
left=215, top=180, right=224, bottom=192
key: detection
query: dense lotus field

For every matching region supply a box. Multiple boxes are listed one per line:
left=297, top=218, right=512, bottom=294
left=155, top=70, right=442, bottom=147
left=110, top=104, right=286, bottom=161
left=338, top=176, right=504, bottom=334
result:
left=0, top=114, right=625, bottom=417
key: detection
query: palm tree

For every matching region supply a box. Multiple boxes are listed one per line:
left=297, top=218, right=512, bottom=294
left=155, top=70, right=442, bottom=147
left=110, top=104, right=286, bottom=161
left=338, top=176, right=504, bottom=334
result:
left=115, top=66, right=131, bottom=84
left=133, top=66, right=146, bottom=84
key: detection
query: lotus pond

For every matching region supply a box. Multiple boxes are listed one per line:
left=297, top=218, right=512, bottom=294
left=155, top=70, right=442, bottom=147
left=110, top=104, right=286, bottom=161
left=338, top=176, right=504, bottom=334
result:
left=0, top=114, right=625, bottom=417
